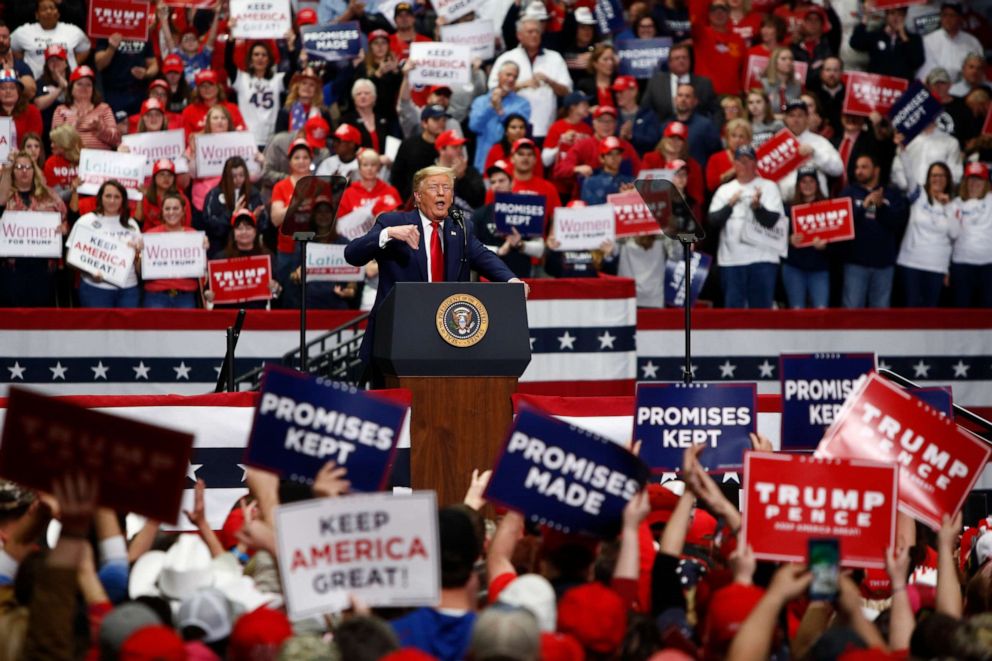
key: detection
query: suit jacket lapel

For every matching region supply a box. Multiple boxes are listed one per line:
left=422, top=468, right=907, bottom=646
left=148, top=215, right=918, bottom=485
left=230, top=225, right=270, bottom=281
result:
left=444, top=219, right=462, bottom=282
left=412, top=210, right=428, bottom=281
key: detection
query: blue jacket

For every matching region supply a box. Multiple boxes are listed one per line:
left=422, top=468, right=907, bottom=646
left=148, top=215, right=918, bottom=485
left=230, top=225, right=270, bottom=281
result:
left=468, top=92, right=531, bottom=173
left=344, top=209, right=517, bottom=362
left=838, top=184, right=909, bottom=268
left=392, top=608, right=477, bottom=661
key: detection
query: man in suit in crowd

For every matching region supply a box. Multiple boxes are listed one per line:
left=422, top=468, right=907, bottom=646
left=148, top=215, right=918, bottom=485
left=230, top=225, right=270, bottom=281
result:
left=345, top=165, right=529, bottom=365
left=640, top=44, right=719, bottom=121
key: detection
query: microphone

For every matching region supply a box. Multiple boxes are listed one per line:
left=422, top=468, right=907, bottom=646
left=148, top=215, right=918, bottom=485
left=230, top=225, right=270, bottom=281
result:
left=449, top=207, right=469, bottom=281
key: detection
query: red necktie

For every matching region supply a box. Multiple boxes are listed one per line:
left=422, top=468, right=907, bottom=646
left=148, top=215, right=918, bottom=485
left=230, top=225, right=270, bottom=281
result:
left=430, top=221, right=444, bottom=282
left=839, top=136, right=853, bottom=185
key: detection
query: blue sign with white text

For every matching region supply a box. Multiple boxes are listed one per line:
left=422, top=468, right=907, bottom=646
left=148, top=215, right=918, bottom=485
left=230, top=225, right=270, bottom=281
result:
left=595, top=0, right=626, bottom=34
left=302, top=22, right=363, bottom=62
left=494, top=192, right=546, bottom=237
left=634, top=382, right=756, bottom=472
left=244, top=366, right=407, bottom=491
left=888, top=81, right=943, bottom=144
left=485, top=406, right=649, bottom=537
left=665, top=252, right=712, bottom=307
left=780, top=353, right=876, bottom=450
left=617, top=38, right=673, bottom=80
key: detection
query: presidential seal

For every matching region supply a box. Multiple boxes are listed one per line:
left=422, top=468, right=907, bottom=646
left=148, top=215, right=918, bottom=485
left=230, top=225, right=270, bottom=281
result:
left=436, top=294, right=489, bottom=347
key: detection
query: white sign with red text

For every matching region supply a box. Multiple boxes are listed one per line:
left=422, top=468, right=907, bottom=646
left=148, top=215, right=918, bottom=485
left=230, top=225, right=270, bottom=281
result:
left=306, top=243, right=364, bottom=282
left=275, top=492, right=440, bottom=620
left=78, top=149, right=146, bottom=200
left=0, top=118, right=12, bottom=163
left=409, top=43, right=472, bottom=87
left=439, top=19, right=496, bottom=61
left=0, top=211, right=63, bottom=258
left=141, top=232, right=207, bottom=280
left=334, top=203, right=376, bottom=241
left=66, top=223, right=135, bottom=288
left=122, top=130, right=186, bottom=177
left=553, top=204, right=616, bottom=251
left=230, top=0, right=291, bottom=39
left=195, top=132, right=260, bottom=178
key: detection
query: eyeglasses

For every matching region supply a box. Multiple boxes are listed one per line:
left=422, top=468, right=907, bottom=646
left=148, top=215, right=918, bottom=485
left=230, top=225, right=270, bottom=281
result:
left=423, top=184, right=453, bottom=194
left=13, top=164, right=32, bottom=171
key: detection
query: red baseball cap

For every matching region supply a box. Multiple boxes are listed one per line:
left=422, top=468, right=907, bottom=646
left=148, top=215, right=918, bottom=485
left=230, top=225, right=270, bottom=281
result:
left=231, top=209, right=257, bottom=227
left=152, top=159, right=175, bottom=176
left=429, top=84, right=453, bottom=96
left=599, top=135, right=623, bottom=154
left=702, top=583, right=766, bottom=654
left=645, top=483, right=679, bottom=526
left=486, top=159, right=513, bottom=178
left=69, top=66, right=95, bottom=82
left=120, top=625, right=185, bottom=661
left=965, top=161, right=989, bottom=180
left=592, top=105, right=618, bottom=119
left=289, top=138, right=313, bottom=157
left=296, top=8, right=318, bottom=25
left=369, top=29, right=391, bottom=42
left=664, top=121, right=689, bottom=139
left=162, top=54, right=184, bottom=74
left=557, top=583, right=627, bottom=655
left=435, top=129, right=467, bottom=151
left=305, top=116, right=331, bottom=148
left=194, top=69, right=219, bottom=86
left=511, top=137, right=537, bottom=154
left=148, top=79, right=170, bottom=93
left=44, top=44, right=67, bottom=61
left=140, top=98, right=165, bottom=116
left=227, top=608, right=293, bottom=659
left=332, top=123, right=361, bottom=144
left=611, top=75, right=637, bottom=92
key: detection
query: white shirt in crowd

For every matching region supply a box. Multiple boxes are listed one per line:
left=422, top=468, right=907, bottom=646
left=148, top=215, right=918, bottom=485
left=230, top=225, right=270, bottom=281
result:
left=618, top=237, right=676, bottom=308
left=890, top=127, right=963, bottom=193
left=896, top=152, right=959, bottom=275
left=487, top=46, right=572, bottom=138
left=315, top=156, right=359, bottom=181
left=232, top=71, right=285, bottom=147
left=711, top=177, right=787, bottom=267
left=917, top=27, right=983, bottom=83
left=951, top=194, right=992, bottom=266
left=66, top=213, right=142, bottom=290
left=776, top=130, right=844, bottom=201
left=10, top=21, right=90, bottom=78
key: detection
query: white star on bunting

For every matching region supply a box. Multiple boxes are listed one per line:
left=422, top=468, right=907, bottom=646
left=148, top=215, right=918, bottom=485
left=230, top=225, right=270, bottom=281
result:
left=7, top=362, right=25, bottom=380
left=952, top=360, right=970, bottom=378
left=174, top=361, right=192, bottom=380
left=598, top=331, right=616, bottom=349
left=757, top=360, right=775, bottom=378
left=718, top=360, right=737, bottom=378
left=50, top=362, right=67, bottom=380
left=558, top=331, right=576, bottom=350
left=912, top=360, right=930, bottom=378
left=641, top=361, right=659, bottom=379
left=91, top=361, right=109, bottom=380
left=133, top=362, right=151, bottom=380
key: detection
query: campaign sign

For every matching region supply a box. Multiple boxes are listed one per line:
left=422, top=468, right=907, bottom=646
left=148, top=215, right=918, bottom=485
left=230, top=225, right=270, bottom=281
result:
left=842, top=72, right=909, bottom=117
left=66, top=223, right=136, bottom=288
left=484, top=406, right=649, bottom=537
left=141, top=231, right=206, bottom=280
left=275, top=492, right=440, bottom=619
left=553, top=204, right=615, bottom=251
left=755, top=129, right=805, bottom=182
left=433, top=0, right=484, bottom=22
left=664, top=251, right=712, bottom=307
left=244, top=366, right=408, bottom=491
left=616, top=38, right=672, bottom=80
left=78, top=149, right=146, bottom=200
left=743, top=55, right=808, bottom=94
left=230, top=0, right=291, bottom=39
left=409, top=43, right=472, bottom=87
left=816, top=373, right=992, bottom=529
left=595, top=0, right=626, bottom=34
left=335, top=204, right=376, bottom=241
left=742, top=452, right=897, bottom=568
left=888, top=81, right=943, bottom=144
left=634, top=383, right=757, bottom=473
left=610, top=190, right=661, bottom=238
left=0, top=387, right=193, bottom=523
left=208, top=255, right=272, bottom=304
left=195, top=132, right=260, bottom=178
left=908, top=387, right=953, bottom=417
left=494, top=192, right=545, bottom=237
left=87, top=0, right=150, bottom=41
left=439, top=20, right=496, bottom=61
left=0, top=211, right=63, bottom=258
left=790, top=198, right=855, bottom=247
left=780, top=353, right=876, bottom=451
left=0, top=117, right=12, bottom=162
left=307, top=243, right=364, bottom=282
left=301, top=22, right=362, bottom=62
left=122, top=129, right=186, bottom=176
left=741, top=214, right=788, bottom=256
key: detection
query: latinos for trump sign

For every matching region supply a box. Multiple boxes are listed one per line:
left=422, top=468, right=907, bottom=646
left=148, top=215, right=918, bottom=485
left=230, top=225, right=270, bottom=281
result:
left=0, top=211, right=63, bottom=258
left=888, top=81, right=944, bottom=144
left=634, top=382, right=757, bottom=472
left=485, top=406, right=649, bottom=537
left=790, top=198, right=855, bottom=247
left=609, top=190, right=661, bottom=238
left=439, top=20, right=496, bottom=61
left=0, top=387, right=193, bottom=523
left=229, top=0, right=291, bottom=39
left=616, top=38, right=672, bottom=80
left=756, top=129, right=804, bottom=182
left=408, top=43, right=472, bottom=87
left=66, top=223, right=136, bottom=288
left=245, top=366, right=407, bottom=491
left=195, top=132, right=260, bottom=178
left=742, top=452, right=897, bottom=568
left=842, top=72, right=909, bottom=117
left=208, top=255, right=272, bottom=304
left=87, top=0, right=150, bottom=41
left=553, top=204, right=615, bottom=251
left=276, top=491, right=440, bottom=619
left=141, top=232, right=206, bottom=280
left=494, top=192, right=545, bottom=237
left=780, top=353, right=876, bottom=451
left=664, top=252, right=712, bottom=308
left=306, top=243, right=364, bottom=282
left=78, top=149, right=146, bottom=200
left=301, top=22, right=362, bottom=62
left=816, top=373, right=992, bottom=529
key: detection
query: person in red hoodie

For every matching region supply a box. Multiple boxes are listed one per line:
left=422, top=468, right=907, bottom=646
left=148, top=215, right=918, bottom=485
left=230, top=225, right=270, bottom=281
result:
left=552, top=105, right=640, bottom=201
left=692, top=0, right=747, bottom=96
left=180, top=68, right=246, bottom=140
left=337, top=148, right=403, bottom=218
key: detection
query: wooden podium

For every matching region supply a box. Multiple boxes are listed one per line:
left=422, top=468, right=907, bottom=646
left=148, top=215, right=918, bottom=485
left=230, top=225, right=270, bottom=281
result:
left=374, top=283, right=531, bottom=506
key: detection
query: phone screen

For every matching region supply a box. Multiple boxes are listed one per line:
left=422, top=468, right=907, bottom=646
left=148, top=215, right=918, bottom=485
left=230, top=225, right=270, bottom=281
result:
left=808, top=538, right=840, bottom=601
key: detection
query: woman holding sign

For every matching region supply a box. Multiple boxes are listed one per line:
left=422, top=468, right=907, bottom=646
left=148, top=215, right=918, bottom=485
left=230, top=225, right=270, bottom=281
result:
left=782, top=165, right=831, bottom=309
left=269, top=139, right=315, bottom=309
left=65, top=180, right=142, bottom=308
left=142, top=193, right=206, bottom=309
left=203, top=156, right=269, bottom=259
left=187, top=106, right=261, bottom=217
left=51, top=66, right=120, bottom=151
left=204, top=209, right=278, bottom=309
left=0, top=150, right=67, bottom=306
left=140, top=159, right=192, bottom=230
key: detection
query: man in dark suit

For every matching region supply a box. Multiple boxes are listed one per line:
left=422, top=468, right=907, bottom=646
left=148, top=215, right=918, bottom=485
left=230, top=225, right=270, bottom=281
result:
left=345, top=165, right=528, bottom=365
left=640, top=44, right=719, bottom=122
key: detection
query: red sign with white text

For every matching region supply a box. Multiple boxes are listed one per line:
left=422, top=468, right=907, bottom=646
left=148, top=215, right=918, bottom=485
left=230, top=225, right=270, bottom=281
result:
left=742, top=452, right=897, bottom=568
left=609, top=191, right=662, bottom=238
left=0, top=387, right=193, bottom=523
left=755, top=129, right=805, bottom=182
left=743, top=55, right=808, bottom=95
left=790, top=198, right=855, bottom=247
left=817, top=373, right=991, bottom=529
left=87, top=0, right=150, bottom=41
left=842, top=72, right=909, bottom=117
left=208, top=255, right=273, bottom=304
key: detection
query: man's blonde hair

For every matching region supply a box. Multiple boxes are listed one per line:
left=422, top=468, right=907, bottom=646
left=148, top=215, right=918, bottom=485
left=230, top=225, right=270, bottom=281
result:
left=413, top=166, right=455, bottom=193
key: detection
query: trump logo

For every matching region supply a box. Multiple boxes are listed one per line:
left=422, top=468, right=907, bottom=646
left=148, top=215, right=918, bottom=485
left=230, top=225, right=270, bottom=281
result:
left=435, top=294, right=489, bottom=347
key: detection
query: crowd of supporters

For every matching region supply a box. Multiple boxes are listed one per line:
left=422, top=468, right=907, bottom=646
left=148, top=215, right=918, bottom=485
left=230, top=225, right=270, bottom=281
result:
left=0, top=0, right=989, bottom=309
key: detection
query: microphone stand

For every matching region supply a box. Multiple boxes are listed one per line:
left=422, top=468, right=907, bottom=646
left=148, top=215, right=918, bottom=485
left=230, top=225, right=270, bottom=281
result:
left=449, top=207, right=468, bottom=281
left=294, top=231, right=316, bottom=372
left=677, top=232, right=699, bottom=384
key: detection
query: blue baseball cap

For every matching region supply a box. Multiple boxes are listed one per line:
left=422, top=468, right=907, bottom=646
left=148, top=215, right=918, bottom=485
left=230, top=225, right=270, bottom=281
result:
left=734, top=144, right=757, bottom=160
left=562, top=91, right=592, bottom=109
left=421, top=104, right=451, bottom=121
